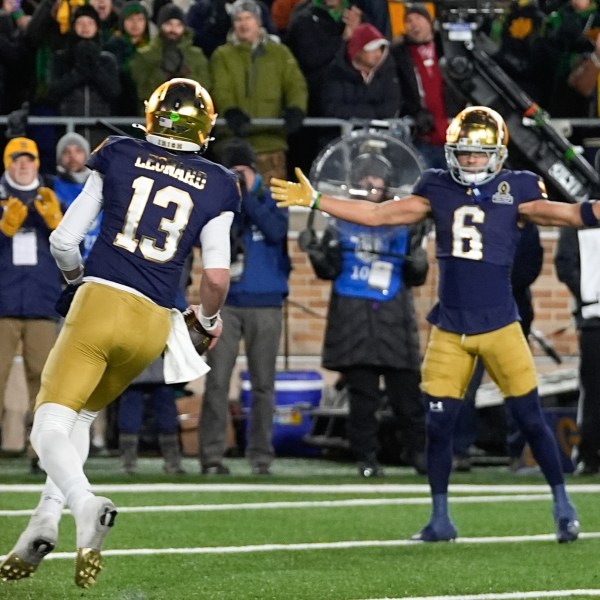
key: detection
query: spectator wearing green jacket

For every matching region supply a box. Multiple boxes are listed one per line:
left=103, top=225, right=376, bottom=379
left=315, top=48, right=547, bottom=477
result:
left=130, top=3, right=210, bottom=115
left=210, top=0, right=308, bottom=181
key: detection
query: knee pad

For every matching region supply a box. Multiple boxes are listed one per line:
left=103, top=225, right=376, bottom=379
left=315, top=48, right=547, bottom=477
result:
left=31, top=403, right=79, bottom=454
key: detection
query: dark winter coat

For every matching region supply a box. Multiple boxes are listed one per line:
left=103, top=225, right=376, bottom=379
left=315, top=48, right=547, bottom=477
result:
left=48, top=33, right=121, bottom=118
left=319, top=45, right=401, bottom=119
left=307, top=226, right=424, bottom=371
left=0, top=174, right=62, bottom=319
left=284, top=4, right=347, bottom=115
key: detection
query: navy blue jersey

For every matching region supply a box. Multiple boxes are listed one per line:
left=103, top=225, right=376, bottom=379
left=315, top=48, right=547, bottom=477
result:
left=84, top=136, right=240, bottom=307
left=413, top=168, right=547, bottom=334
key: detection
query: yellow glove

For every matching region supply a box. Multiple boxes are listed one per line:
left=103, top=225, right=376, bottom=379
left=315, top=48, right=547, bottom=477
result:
left=0, top=197, right=28, bottom=237
left=270, top=167, right=321, bottom=209
left=34, top=187, right=63, bottom=230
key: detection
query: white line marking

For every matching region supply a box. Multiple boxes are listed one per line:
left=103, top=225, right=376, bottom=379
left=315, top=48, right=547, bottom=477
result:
left=0, top=494, right=558, bottom=517
left=3, top=532, right=598, bottom=563
left=361, top=591, right=600, bottom=600
left=1, top=483, right=599, bottom=493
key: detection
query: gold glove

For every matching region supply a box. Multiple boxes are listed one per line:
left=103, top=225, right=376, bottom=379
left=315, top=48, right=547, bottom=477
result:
left=34, top=187, right=63, bottom=230
left=270, top=167, right=321, bottom=209
left=0, top=197, right=28, bottom=237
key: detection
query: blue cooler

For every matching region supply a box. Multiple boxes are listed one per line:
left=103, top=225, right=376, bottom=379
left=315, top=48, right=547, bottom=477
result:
left=240, top=370, right=323, bottom=457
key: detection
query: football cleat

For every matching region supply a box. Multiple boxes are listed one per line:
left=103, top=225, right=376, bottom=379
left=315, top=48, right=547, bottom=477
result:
left=411, top=518, right=457, bottom=542
left=74, top=496, right=117, bottom=588
left=357, top=462, right=385, bottom=478
left=553, top=503, right=580, bottom=543
left=0, top=511, right=58, bottom=581
left=556, top=517, right=580, bottom=543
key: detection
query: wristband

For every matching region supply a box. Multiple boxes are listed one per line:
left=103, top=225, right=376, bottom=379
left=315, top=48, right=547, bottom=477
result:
left=580, top=200, right=600, bottom=226
left=64, top=265, right=84, bottom=286
left=197, top=304, right=220, bottom=331
left=311, top=191, right=321, bottom=210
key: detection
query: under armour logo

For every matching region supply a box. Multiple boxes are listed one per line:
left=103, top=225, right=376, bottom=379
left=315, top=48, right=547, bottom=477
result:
left=429, top=401, right=444, bottom=412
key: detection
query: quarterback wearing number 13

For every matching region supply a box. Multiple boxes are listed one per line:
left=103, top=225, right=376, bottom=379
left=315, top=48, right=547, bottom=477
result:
left=0, top=79, right=240, bottom=588
left=272, top=106, right=600, bottom=545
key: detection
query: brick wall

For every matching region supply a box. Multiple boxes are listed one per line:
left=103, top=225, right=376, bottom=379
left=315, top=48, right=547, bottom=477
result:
left=188, top=227, right=579, bottom=360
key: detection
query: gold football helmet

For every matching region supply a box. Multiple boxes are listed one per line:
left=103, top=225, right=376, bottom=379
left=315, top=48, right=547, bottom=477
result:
left=144, top=78, right=216, bottom=152
left=445, top=106, right=509, bottom=185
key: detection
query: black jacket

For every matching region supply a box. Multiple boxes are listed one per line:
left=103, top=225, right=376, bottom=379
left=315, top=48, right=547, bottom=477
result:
left=319, top=46, right=401, bottom=120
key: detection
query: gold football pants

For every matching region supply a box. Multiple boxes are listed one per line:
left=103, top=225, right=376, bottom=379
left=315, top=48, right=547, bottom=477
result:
left=421, top=321, right=537, bottom=400
left=36, top=282, right=171, bottom=413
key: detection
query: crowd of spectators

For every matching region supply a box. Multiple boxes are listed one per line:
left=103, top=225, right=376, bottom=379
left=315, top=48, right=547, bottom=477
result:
left=4, top=0, right=600, bottom=178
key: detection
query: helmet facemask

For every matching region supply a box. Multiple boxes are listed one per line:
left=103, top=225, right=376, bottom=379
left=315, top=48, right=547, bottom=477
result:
left=445, top=106, right=509, bottom=186
left=144, top=78, right=217, bottom=153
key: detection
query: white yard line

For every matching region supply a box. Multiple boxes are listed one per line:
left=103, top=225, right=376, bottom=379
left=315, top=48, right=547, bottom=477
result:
left=361, top=591, right=600, bottom=600
left=1, top=483, right=600, bottom=493
left=0, top=493, right=563, bottom=516
left=3, top=531, right=598, bottom=564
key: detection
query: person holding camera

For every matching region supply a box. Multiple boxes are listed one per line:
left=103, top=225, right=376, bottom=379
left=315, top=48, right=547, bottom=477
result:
left=0, top=136, right=63, bottom=473
left=304, top=152, right=428, bottom=477
left=199, top=138, right=291, bottom=476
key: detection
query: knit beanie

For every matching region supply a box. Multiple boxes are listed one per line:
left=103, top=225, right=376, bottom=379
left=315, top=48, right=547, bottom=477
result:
left=346, top=23, right=388, bottom=62
left=56, top=132, right=90, bottom=163
left=404, top=3, right=433, bottom=24
left=71, top=3, right=101, bottom=27
left=121, top=0, right=148, bottom=19
left=221, top=138, right=257, bottom=170
left=157, top=3, right=185, bottom=26
left=230, top=0, right=262, bottom=23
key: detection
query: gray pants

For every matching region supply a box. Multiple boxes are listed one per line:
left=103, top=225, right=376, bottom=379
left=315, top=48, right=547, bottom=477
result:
left=199, top=306, right=282, bottom=468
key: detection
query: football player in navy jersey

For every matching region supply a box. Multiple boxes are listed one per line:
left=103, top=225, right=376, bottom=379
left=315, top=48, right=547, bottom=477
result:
left=272, top=106, right=600, bottom=545
left=0, top=79, right=240, bottom=588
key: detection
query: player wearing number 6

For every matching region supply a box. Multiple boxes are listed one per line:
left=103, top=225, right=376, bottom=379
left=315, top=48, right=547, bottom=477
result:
left=272, top=106, right=600, bottom=544
left=0, top=79, right=239, bottom=588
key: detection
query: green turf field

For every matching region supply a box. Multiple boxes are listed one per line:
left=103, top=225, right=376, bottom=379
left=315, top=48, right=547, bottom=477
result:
left=1, top=456, right=599, bottom=600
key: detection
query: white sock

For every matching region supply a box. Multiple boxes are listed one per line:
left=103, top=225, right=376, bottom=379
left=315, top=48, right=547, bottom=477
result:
left=35, top=409, right=99, bottom=522
left=31, top=404, right=94, bottom=515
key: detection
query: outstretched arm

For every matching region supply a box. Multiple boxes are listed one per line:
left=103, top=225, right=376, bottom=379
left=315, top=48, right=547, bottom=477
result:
left=519, top=199, right=600, bottom=227
left=270, top=168, right=431, bottom=227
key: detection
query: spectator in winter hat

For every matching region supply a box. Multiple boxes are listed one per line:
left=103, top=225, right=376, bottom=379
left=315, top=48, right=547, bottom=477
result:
left=105, top=0, right=155, bottom=115
left=47, top=4, right=121, bottom=149
left=51, top=132, right=100, bottom=260
left=319, top=23, right=401, bottom=120
left=130, top=2, right=210, bottom=114
left=391, top=3, right=466, bottom=168
left=209, top=0, right=307, bottom=181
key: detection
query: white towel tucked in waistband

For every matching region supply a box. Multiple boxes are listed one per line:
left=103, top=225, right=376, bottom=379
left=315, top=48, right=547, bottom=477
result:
left=163, top=309, right=210, bottom=384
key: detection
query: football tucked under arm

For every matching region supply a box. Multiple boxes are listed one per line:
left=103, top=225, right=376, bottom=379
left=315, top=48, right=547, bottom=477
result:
left=182, top=306, right=221, bottom=355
